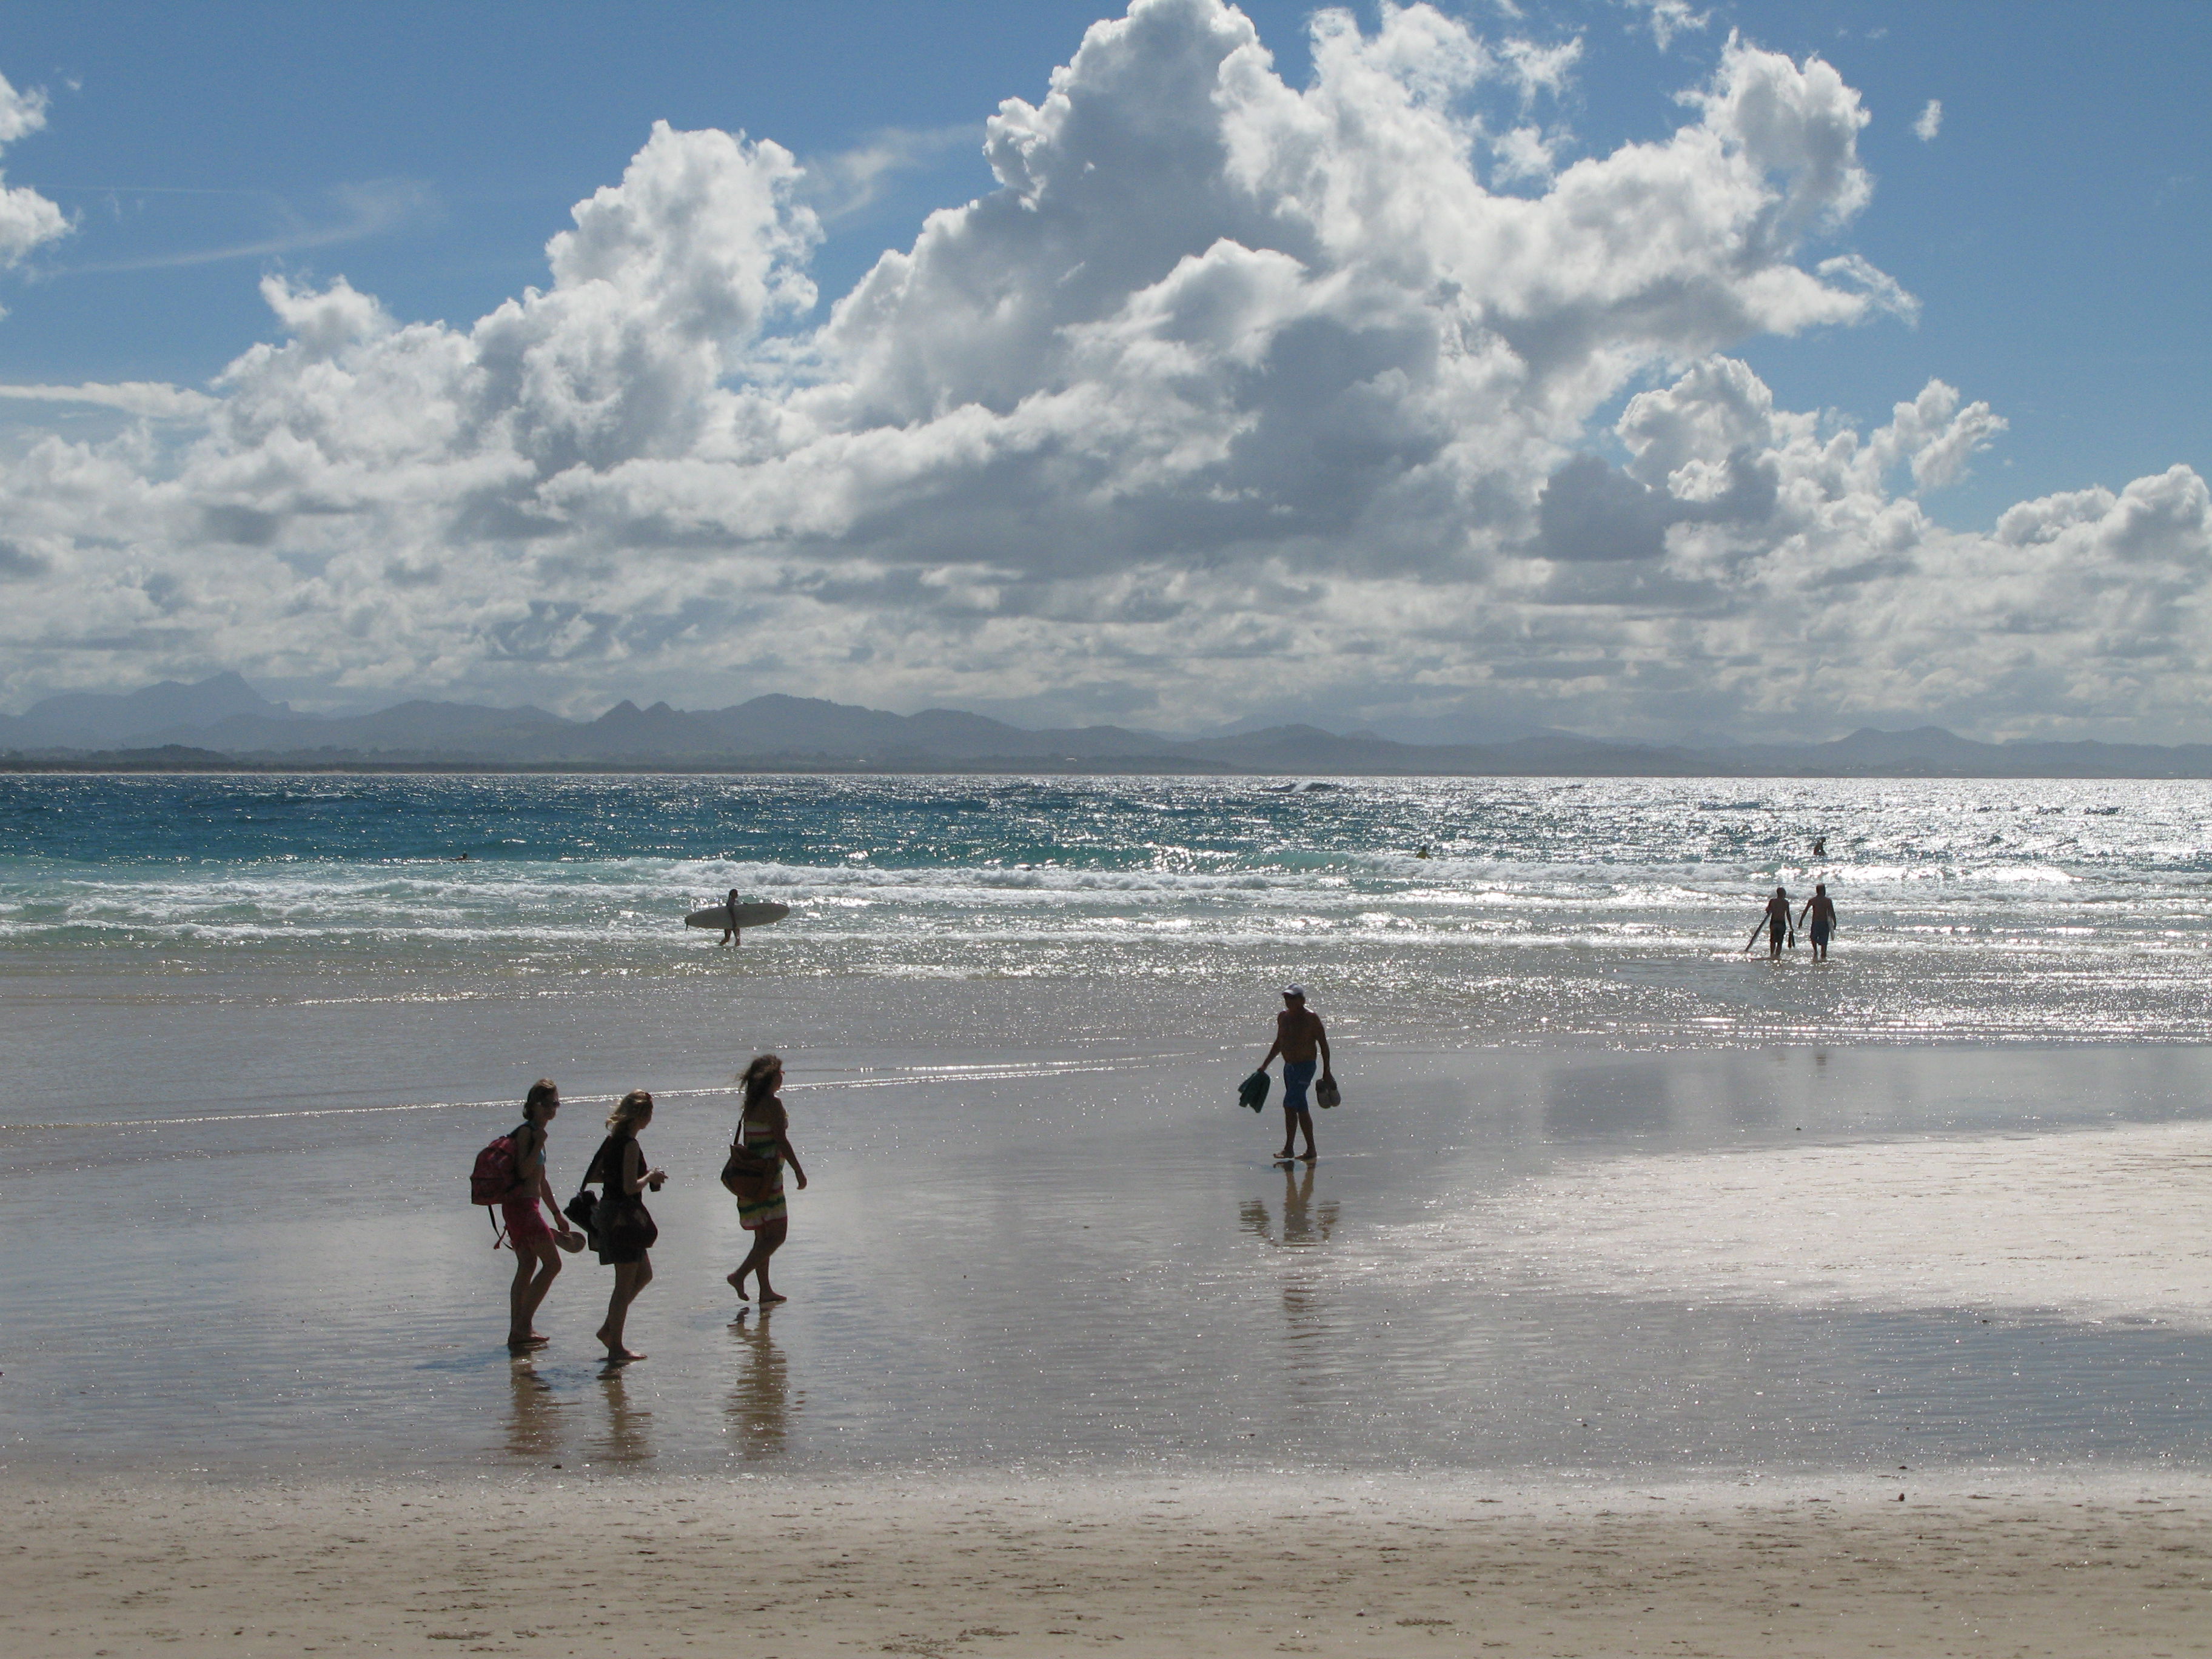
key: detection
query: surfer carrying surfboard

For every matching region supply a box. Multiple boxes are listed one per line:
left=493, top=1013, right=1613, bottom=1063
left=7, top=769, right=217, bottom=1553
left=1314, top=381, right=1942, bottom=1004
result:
left=685, top=896, right=791, bottom=941
left=1259, top=986, right=1333, bottom=1163
left=1745, top=885, right=1794, bottom=959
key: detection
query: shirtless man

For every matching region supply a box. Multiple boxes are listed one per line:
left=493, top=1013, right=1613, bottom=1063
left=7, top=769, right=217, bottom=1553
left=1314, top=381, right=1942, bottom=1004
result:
left=719, top=887, right=742, bottom=947
left=1259, top=985, right=1334, bottom=1162
left=1744, top=885, right=1794, bottom=959
left=1797, top=882, right=1837, bottom=962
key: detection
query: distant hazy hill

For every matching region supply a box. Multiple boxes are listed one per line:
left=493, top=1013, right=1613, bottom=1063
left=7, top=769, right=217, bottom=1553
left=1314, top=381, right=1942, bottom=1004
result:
left=10, top=674, right=2212, bottom=777
left=1724, top=726, right=2212, bottom=779
left=176, top=700, right=571, bottom=758
left=0, top=671, right=289, bottom=748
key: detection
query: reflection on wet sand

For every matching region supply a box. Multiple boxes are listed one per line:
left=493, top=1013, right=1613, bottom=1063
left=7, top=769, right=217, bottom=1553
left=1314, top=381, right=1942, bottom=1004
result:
left=726, top=1309, right=798, bottom=1458
left=1241, top=1162, right=1343, bottom=1406
left=1239, top=1160, right=1338, bottom=1248
left=504, top=1358, right=565, bottom=1461
left=591, top=1369, right=654, bottom=1465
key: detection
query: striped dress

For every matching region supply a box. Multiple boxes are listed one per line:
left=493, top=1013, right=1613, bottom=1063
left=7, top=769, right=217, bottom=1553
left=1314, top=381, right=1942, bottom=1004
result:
left=733, top=1100, right=787, bottom=1230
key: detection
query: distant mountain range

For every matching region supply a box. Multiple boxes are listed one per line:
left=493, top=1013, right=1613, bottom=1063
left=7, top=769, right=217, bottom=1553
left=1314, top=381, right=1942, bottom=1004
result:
left=7, top=673, right=2212, bottom=778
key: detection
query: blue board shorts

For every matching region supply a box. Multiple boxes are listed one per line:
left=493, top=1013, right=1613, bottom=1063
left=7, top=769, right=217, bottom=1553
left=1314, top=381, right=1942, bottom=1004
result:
left=1282, top=1060, right=1316, bottom=1114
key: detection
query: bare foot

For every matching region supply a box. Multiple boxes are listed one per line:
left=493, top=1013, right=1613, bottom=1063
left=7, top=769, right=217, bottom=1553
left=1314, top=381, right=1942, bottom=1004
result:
left=1298, top=1151, right=1318, bottom=1162
left=509, top=1332, right=551, bottom=1348
left=725, top=1270, right=749, bottom=1299
left=602, top=1346, right=646, bottom=1364
left=1273, top=1148, right=1295, bottom=1160
left=757, top=1290, right=788, bottom=1305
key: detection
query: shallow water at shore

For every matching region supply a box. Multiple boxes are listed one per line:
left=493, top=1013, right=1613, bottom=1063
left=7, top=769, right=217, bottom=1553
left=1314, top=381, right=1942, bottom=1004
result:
left=4, top=775, right=2210, bottom=1481
left=4, top=968, right=2209, bottom=1480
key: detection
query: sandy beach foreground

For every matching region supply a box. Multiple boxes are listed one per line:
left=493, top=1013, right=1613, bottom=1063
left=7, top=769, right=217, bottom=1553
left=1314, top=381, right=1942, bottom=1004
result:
left=8, top=1473, right=2208, bottom=1659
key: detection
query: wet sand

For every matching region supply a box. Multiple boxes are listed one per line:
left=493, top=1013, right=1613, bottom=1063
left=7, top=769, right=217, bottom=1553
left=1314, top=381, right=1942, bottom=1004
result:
left=9, top=1042, right=2212, bottom=1476
left=8, top=1471, right=2208, bottom=1658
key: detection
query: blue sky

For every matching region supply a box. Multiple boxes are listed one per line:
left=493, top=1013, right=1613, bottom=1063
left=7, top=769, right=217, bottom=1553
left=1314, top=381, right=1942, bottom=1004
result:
left=0, top=1, right=2207, bottom=740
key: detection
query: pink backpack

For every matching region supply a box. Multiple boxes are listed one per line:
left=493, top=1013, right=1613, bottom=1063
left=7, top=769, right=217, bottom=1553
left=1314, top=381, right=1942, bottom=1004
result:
left=470, top=1127, right=528, bottom=1246
left=471, top=1131, right=521, bottom=1205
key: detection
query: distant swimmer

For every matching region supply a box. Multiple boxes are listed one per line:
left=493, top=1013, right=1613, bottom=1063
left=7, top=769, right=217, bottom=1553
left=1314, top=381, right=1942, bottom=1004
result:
left=719, top=887, right=742, bottom=947
left=1798, top=882, right=1837, bottom=962
left=1258, top=985, right=1334, bottom=1162
left=1745, top=886, right=1794, bottom=959
left=1811, top=836, right=1826, bottom=859
left=1416, top=845, right=1432, bottom=859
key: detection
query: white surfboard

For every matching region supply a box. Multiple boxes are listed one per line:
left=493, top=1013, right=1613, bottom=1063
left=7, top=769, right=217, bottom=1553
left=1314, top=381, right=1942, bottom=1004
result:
left=685, top=901, right=791, bottom=930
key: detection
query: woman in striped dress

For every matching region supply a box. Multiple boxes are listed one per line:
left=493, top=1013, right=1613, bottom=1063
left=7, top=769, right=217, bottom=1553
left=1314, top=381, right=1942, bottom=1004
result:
left=725, top=1053, right=807, bottom=1304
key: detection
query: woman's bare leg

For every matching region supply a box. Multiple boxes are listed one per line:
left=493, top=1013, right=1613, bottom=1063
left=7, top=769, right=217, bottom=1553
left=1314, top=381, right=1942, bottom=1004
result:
left=597, top=1256, right=654, bottom=1361
left=734, top=1218, right=789, bottom=1302
left=520, top=1240, right=562, bottom=1339
left=508, top=1239, right=560, bottom=1346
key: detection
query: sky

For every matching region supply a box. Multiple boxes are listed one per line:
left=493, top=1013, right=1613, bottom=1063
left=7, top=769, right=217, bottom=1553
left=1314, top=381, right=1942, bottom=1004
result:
left=0, top=0, right=2205, bottom=743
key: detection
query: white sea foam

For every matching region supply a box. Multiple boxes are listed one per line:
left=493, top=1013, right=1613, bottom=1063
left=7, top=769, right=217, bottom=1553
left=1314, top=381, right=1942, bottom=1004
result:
left=6, top=776, right=2212, bottom=1040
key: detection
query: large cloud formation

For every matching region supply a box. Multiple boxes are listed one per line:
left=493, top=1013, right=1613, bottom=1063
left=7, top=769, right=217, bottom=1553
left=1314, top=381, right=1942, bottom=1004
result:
left=1, top=0, right=2206, bottom=739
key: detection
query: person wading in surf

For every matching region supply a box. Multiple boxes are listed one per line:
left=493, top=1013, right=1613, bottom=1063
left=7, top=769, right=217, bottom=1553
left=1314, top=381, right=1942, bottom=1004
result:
left=1258, top=986, right=1334, bottom=1162
left=1745, top=886, right=1794, bottom=959
left=1798, top=882, right=1838, bottom=962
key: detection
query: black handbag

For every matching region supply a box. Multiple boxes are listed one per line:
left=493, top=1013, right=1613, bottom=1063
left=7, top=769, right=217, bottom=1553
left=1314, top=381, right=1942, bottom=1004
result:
left=565, top=1133, right=616, bottom=1232
left=571, top=1133, right=659, bottom=1250
left=563, top=1185, right=597, bottom=1232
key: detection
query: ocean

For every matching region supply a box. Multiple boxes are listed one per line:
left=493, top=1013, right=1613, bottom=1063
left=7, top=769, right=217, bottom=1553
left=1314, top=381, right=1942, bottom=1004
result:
left=3, top=773, right=2209, bottom=1480
left=7, top=771, right=2212, bottom=1038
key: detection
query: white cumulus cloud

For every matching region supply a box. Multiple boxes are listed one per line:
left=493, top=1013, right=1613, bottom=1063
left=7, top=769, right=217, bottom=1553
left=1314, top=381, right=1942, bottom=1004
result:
left=0, top=68, right=69, bottom=272
left=1914, top=98, right=1943, bottom=141
left=0, top=0, right=2204, bottom=745
left=1620, top=0, right=1711, bottom=52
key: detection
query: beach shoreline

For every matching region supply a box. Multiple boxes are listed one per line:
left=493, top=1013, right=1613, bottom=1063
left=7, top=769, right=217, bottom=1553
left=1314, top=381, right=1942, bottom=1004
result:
left=8, top=1467, right=2208, bottom=1658
left=8, top=776, right=2212, bottom=1652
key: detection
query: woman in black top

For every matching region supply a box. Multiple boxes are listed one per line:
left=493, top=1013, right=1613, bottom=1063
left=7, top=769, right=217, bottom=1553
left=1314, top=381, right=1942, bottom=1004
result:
left=588, top=1088, right=666, bottom=1364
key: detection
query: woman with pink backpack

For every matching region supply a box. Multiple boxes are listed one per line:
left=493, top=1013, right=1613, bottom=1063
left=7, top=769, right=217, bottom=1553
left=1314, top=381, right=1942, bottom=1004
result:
left=481, top=1079, right=585, bottom=1349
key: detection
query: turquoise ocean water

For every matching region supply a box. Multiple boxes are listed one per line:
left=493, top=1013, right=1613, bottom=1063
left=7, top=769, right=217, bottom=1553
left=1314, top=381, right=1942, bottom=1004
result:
left=5, top=773, right=2212, bottom=1038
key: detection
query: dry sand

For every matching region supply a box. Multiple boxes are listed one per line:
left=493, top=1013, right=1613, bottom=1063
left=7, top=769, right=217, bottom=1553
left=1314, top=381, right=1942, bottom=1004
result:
left=7, top=1470, right=2209, bottom=1658
left=1366, top=1120, right=2212, bottom=1329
